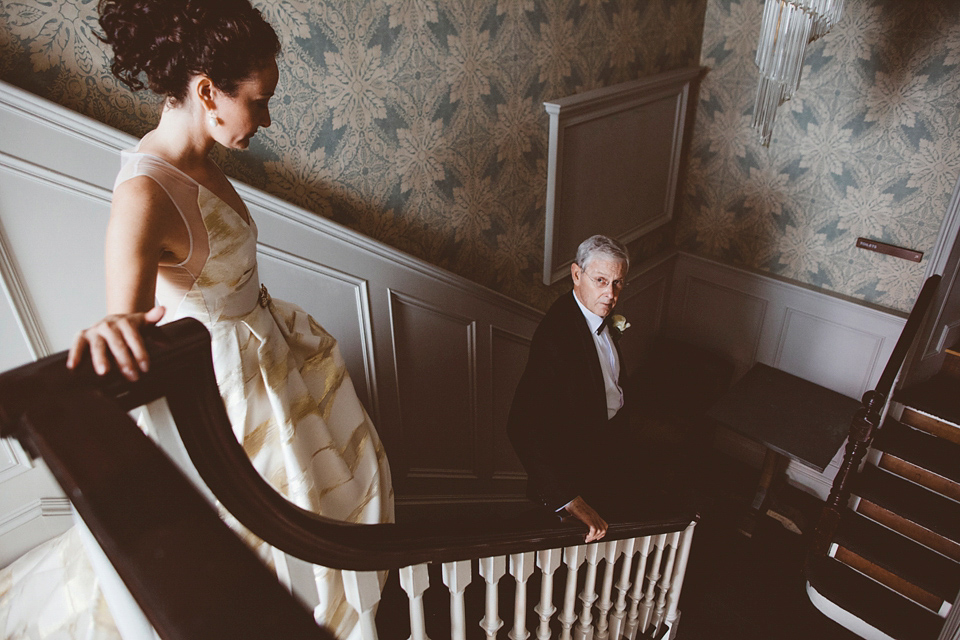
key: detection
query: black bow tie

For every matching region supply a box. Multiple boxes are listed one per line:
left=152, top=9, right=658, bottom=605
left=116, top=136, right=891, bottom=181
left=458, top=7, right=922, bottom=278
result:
left=596, top=316, right=610, bottom=336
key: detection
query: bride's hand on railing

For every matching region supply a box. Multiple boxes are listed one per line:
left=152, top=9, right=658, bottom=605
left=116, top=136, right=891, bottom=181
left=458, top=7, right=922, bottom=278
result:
left=562, top=496, right=608, bottom=542
left=66, top=306, right=166, bottom=381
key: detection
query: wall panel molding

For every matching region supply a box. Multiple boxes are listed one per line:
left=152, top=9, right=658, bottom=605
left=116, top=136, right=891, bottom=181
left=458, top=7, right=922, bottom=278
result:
left=489, top=326, right=531, bottom=482
left=671, top=252, right=906, bottom=498
left=774, top=308, right=885, bottom=401
left=0, top=438, right=32, bottom=483
left=676, top=275, right=767, bottom=376
left=0, top=220, right=48, bottom=360
left=0, top=497, right=72, bottom=538
left=387, top=290, right=479, bottom=482
left=542, top=67, right=701, bottom=284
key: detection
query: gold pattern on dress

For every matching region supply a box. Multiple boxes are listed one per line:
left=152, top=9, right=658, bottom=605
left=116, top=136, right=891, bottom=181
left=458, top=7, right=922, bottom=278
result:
left=316, top=366, right=348, bottom=421
left=242, top=417, right=272, bottom=459
left=340, top=428, right=370, bottom=474
left=343, top=482, right=379, bottom=523
left=325, top=594, right=355, bottom=634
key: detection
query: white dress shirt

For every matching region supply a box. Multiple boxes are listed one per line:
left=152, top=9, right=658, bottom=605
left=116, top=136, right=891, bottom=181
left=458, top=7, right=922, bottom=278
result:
left=573, top=292, right=624, bottom=419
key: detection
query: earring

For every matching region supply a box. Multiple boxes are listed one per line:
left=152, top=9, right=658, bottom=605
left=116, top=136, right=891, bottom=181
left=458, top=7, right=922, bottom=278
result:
left=207, top=111, right=219, bottom=127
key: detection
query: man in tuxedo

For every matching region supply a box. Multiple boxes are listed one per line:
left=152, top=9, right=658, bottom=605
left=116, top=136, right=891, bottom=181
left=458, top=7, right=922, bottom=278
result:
left=508, top=235, right=631, bottom=542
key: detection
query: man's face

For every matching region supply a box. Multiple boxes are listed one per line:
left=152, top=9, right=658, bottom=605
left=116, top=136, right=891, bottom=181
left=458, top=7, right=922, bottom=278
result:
left=571, top=256, right=627, bottom=318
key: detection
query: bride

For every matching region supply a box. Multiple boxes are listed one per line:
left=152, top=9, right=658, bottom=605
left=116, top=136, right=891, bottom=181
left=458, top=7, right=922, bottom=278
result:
left=0, top=0, right=393, bottom=638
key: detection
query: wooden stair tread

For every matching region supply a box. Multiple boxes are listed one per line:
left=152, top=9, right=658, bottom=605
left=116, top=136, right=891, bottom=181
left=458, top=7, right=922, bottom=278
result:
left=835, top=511, right=960, bottom=603
left=853, top=466, right=960, bottom=544
left=895, top=373, right=960, bottom=426
left=806, top=555, right=944, bottom=640
left=875, top=418, right=960, bottom=486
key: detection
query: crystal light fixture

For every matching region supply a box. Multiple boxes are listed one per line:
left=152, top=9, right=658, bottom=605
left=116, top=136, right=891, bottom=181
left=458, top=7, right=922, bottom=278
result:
left=752, top=0, right=845, bottom=146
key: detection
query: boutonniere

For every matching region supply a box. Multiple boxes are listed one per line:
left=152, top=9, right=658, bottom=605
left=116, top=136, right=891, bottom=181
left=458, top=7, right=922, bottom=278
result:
left=611, top=314, right=630, bottom=338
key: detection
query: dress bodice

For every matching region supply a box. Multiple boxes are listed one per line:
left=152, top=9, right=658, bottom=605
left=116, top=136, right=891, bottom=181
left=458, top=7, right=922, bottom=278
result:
left=115, top=150, right=261, bottom=323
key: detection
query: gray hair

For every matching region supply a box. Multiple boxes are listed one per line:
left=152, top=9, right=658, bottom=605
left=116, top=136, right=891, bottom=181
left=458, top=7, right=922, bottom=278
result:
left=575, top=235, right=630, bottom=271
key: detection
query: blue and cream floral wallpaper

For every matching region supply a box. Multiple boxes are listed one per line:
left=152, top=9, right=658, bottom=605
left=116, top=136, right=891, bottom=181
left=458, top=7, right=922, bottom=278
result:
left=0, top=0, right=706, bottom=310
left=680, top=0, right=960, bottom=312
left=3, top=0, right=958, bottom=312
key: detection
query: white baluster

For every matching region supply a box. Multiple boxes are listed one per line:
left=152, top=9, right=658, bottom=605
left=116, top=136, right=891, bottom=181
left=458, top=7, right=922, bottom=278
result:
left=575, top=543, right=600, bottom=640
left=479, top=556, right=506, bottom=640
left=399, top=564, right=431, bottom=640
left=342, top=570, right=382, bottom=640
left=535, top=548, right=562, bottom=640
left=651, top=532, right=680, bottom=634
left=639, top=535, right=666, bottom=635
left=442, top=560, right=472, bottom=640
left=509, top=552, right=535, bottom=640
left=594, top=540, right=622, bottom=640
left=625, top=536, right=652, bottom=640
left=610, top=538, right=637, bottom=640
left=559, top=545, right=586, bottom=640
left=663, top=522, right=697, bottom=638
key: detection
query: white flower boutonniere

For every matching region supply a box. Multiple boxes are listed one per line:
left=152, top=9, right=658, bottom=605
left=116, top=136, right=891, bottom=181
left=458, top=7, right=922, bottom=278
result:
left=611, top=314, right=631, bottom=337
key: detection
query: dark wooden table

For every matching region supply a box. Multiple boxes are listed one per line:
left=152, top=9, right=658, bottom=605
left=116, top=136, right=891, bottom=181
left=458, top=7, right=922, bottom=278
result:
left=707, top=363, right=861, bottom=536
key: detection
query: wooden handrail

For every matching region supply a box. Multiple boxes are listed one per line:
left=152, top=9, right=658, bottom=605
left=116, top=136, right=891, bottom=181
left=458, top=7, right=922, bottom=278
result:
left=874, top=274, right=942, bottom=401
left=0, top=348, right=332, bottom=639
left=811, top=274, right=941, bottom=555
left=2, top=318, right=698, bottom=574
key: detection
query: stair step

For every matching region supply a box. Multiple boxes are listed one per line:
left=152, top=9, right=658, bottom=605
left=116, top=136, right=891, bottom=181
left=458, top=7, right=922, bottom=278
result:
left=853, top=465, right=960, bottom=546
left=877, top=455, right=960, bottom=503
left=900, top=407, right=960, bottom=447
left=835, top=511, right=960, bottom=605
left=895, top=373, right=960, bottom=427
left=875, top=419, right=960, bottom=490
left=858, top=500, right=960, bottom=563
left=806, top=555, right=944, bottom=640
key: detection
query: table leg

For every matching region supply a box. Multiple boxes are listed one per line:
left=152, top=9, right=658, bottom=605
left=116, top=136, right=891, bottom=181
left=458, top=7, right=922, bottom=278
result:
left=738, top=449, right=784, bottom=537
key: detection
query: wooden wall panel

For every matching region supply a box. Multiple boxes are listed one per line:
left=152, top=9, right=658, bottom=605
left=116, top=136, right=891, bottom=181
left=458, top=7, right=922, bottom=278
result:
left=489, top=327, right=529, bottom=481
left=677, top=275, right=767, bottom=379
left=775, top=309, right=883, bottom=401
left=389, top=292, right=477, bottom=482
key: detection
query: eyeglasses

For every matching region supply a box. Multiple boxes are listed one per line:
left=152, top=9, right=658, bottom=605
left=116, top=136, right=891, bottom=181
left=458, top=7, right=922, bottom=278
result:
left=579, top=269, right=626, bottom=291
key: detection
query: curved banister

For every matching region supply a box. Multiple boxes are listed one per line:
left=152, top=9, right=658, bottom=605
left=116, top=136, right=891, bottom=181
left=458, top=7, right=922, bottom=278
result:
left=812, top=274, right=942, bottom=555
left=0, top=342, right=333, bottom=639
left=3, top=318, right=698, bottom=573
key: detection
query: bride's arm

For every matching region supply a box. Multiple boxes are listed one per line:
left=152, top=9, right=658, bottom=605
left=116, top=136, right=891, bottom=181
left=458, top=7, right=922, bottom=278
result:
left=67, top=177, right=185, bottom=380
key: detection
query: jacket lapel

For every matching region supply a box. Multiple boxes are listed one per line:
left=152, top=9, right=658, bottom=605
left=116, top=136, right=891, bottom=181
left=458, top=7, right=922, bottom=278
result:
left=563, top=293, right=608, bottom=420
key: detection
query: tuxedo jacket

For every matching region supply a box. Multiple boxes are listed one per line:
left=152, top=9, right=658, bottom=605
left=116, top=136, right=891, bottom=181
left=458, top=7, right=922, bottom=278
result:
left=507, top=291, right=632, bottom=511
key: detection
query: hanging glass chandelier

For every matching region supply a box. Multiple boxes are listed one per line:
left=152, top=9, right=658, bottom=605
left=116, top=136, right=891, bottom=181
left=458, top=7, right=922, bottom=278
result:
left=752, top=0, right=845, bottom=146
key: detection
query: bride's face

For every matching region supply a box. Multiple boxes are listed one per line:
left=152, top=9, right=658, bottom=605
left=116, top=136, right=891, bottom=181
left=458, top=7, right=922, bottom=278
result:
left=209, top=58, right=279, bottom=150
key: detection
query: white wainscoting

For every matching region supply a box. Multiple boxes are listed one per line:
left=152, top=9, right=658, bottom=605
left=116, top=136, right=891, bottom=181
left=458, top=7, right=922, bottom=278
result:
left=0, top=79, right=909, bottom=562
left=0, top=80, right=549, bottom=558
left=668, top=253, right=907, bottom=498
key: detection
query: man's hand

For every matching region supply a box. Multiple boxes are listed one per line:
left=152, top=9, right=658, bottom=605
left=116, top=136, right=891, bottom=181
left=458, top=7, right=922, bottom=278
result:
left=562, top=496, right=608, bottom=542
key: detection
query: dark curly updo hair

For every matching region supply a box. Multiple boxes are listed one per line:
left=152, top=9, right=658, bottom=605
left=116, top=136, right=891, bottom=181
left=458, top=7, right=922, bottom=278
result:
left=97, top=0, right=280, bottom=102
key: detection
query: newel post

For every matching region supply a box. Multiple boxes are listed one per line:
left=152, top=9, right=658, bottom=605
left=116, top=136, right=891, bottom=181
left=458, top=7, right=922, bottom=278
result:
left=812, top=389, right=885, bottom=555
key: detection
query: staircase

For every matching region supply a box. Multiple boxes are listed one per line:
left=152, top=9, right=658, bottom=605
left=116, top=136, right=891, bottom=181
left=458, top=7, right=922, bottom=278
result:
left=807, top=342, right=960, bottom=640
left=0, top=318, right=700, bottom=640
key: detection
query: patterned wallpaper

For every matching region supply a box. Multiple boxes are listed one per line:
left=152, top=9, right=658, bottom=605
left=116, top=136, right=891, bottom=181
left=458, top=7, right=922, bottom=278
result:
left=0, top=0, right=706, bottom=310
left=680, top=0, right=960, bottom=312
